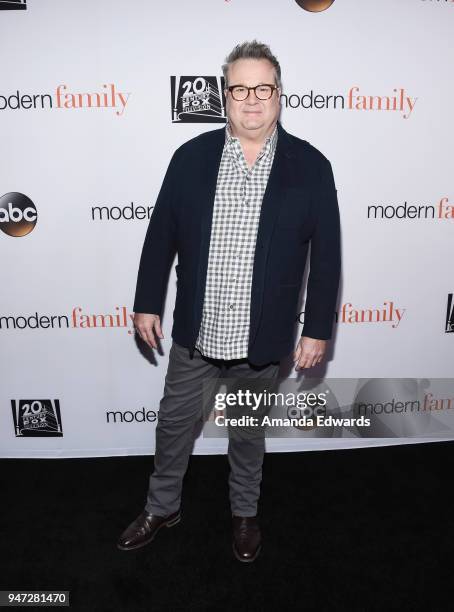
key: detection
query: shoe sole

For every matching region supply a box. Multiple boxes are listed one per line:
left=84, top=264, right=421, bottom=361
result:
left=117, top=514, right=181, bottom=551
left=232, top=541, right=262, bottom=563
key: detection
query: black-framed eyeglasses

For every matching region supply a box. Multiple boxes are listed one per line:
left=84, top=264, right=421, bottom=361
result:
left=226, top=84, right=278, bottom=101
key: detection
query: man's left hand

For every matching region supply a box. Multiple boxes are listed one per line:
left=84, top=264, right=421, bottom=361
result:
left=293, top=336, right=327, bottom=370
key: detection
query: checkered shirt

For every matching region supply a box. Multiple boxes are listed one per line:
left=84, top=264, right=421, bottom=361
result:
left=194, top=121, right=278, bottom=360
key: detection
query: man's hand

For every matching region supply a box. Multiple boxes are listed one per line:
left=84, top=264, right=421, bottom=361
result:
left=133, top=313, right=163, bottom=349
left=293, top=336, right=327, bottom=370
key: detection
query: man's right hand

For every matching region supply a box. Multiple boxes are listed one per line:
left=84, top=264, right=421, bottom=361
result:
left=133, top=313, right=163, bottom=349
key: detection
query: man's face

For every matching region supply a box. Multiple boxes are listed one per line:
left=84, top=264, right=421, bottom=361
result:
left=224, top=58, right=280, bottom=136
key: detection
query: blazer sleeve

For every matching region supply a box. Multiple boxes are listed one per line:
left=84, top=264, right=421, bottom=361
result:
left=133, top=148, right=182, bottom=316
left=301, top=158, right=341, bottom=340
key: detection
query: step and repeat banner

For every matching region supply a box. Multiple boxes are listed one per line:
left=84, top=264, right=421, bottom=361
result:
left=1, top=0, right=453, bottom=457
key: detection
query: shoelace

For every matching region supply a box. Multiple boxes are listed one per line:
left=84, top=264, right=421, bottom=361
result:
left=135, top=514, right=153, bottom=536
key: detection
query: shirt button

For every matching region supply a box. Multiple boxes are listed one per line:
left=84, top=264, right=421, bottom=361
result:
left=229, top=304, right=234, bottom=310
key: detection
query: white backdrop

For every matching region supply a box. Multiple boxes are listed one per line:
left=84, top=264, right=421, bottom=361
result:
left=1, top=0, right=453, bottom=457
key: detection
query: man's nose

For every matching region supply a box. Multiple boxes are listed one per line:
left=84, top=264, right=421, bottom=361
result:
left=246, top=90, right=260, bottom=103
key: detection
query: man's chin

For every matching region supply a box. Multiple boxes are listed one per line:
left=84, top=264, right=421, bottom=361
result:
left=241, top=119, right=265, bottom=131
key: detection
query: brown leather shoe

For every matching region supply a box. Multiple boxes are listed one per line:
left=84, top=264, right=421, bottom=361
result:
left=117, top=509, right=181, bottom=551
left=232, top=515, right=262, bottom=562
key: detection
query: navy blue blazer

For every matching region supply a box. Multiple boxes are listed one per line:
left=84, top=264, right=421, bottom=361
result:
left=133, top=120, right=341, bottom=366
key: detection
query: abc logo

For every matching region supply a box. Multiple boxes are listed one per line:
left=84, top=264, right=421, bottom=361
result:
left=295, top=0, right=335, bottom=12
left=0, top=192, right=37, bottom=237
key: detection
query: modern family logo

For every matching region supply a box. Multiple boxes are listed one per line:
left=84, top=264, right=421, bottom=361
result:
left=106, top=407, right=158, bottom=424
left=298, top=301, right=406, bottom=328
left=281, top=86, right=417, bottom=119
left=0, top=307, right=136, bottom=334
left=354, top=392, right=454, bottom=417
left=335, top=302, right=405, bottom=328
left=367, top=197, right=454, bottom=220
left=91, top=202, right=154, bottom=221
left=0, top=84, right=130, bottom=116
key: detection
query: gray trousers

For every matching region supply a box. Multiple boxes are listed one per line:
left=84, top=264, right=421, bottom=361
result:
left=145, top=340, right=281, bottom=517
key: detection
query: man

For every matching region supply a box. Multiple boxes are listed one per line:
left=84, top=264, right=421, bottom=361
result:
left=117, top=40, right=341, bottom=562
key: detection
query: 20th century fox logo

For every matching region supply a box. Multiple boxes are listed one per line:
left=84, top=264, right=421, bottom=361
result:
left=171, top=76, right=226, bottom=123
left=446, top=294, right=454, bottom=333
left=0, top=0, right=27, bottom=9
left=11, top=399, right=63, bottom=436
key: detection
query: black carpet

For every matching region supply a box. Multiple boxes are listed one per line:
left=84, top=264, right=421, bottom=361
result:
left=2, top=441, right=453, bottom=611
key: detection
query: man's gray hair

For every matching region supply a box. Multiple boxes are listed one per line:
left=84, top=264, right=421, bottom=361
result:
left=222, top=40, right=282, bottom=90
